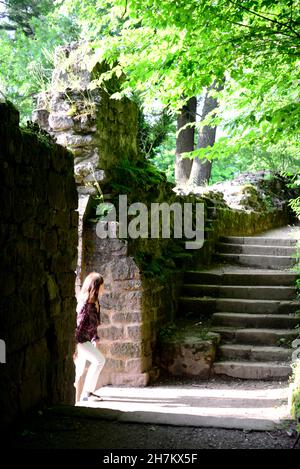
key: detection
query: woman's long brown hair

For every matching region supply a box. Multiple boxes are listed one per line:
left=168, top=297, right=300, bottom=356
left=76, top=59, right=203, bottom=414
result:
left=78, top=272, right=104, bottom=305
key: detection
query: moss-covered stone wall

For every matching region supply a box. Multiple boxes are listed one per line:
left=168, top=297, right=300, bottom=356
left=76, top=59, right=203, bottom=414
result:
left=33, top=43, right=140, bottom=186
left=0, top=101, right=78, bottom=427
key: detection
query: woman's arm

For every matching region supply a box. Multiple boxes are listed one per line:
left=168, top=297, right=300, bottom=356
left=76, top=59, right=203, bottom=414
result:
left=75, top=304, right=89, bottom=342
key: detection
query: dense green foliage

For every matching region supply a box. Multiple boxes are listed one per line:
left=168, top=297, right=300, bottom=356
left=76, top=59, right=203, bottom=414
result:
left=60, top=0, right=300, bottom=176
left=0, top=0, right=54, bottom=35
left=290, top=361, right=300, bottom=432
left=1, top=0, right=299, bottom=177
left=135, top=99, right=175, bottom=159
left=153, top=141, right=300, bottom=185
left=287, top=173, right=300, bottom=219
left=63, top=0, right=300, bottom=153
left=289, top=232, right=300, bottom=433
left=0, top=1, right=79, bottom=120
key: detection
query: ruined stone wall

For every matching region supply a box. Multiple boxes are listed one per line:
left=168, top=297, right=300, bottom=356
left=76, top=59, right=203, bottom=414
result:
left=33, top=43, right=184, bottom=387
left=82, top=233, right=148, bottom=386
left=82, top=229, right=182, bottom=386
left=33, top=43, right=139, bottom=186
left=0, top=101, right=78, bottom=427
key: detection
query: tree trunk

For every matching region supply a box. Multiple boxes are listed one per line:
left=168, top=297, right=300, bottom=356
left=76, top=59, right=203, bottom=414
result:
left=188, top=82, right=221, bottom=186
left=175, top=96, right=197, bottom=185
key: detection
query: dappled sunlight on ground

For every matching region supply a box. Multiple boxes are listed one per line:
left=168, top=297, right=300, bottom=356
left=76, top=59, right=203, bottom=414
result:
left=75, top=380, right=291, bottom=428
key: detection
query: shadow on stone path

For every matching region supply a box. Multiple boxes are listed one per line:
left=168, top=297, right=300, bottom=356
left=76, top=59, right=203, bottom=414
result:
left=5, top=376, right=300, bottom=450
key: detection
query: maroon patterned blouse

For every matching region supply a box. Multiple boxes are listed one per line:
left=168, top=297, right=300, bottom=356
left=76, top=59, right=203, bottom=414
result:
left=75, top=302, right=101, bottom=344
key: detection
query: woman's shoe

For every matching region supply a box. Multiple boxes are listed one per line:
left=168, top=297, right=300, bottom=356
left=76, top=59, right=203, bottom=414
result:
left=88, top=392, right=103, bottom=401
left=80, top=391, right=90, bottom=401
left=80, top=391, right=103, bottom=401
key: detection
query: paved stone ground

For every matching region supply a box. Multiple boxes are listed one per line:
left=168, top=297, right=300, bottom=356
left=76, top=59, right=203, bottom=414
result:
left=6, top=376, right=300, bottom=450
left=73, top=377, right=293, bottom=431
left=6, top=407, right=299, bottom=450
left=254, top=224, right=300, bottom=239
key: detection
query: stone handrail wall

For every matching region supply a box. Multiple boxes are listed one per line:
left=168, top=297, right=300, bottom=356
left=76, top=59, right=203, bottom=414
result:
left=82, top=227, right=183, bottom=386
left=192, top=204, right=291, bottom=269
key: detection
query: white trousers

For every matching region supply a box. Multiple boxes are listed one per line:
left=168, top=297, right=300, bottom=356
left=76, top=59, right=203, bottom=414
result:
left=74, top=341, right=106, bottom=395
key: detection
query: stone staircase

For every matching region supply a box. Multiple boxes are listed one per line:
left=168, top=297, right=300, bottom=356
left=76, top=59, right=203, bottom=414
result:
left=217, top=236, right=297, bottom=269
left=180, top=234, right=300, bottom=380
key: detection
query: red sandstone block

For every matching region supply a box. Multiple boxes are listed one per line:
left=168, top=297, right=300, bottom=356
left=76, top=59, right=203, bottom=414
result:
left=111, top=372, right=149, bottom=387
left=111, top=342, right=141, bottom=358
left=126, top=325, right=142, bottom=340
left=124, top=358, right=144, bottom=374
left=98, top=326, right=124, bottom=341
left=111, top=311, right=142, bottom=324
left=105, top=358, right=125, bottom=373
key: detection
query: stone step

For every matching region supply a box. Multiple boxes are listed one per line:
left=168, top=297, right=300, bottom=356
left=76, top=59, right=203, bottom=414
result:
left=212, top=312, right=299, bottom=329
left=213, top=361, right=292, bottom=380
left=217, top=243, right=295, bottom=256
left=184, top=270, right=298, bottom=286
left=179, top=297, right=300, bottom=315
left=183, top=284, right=296, bottom=300
left=218, top=344, right=293, bottom=362
left=220, top=236, right=297, bottom=247
left=217, top=253, right=296, bottom=269
left=181, top=228, right=299, bottom=381
left=211, top=326, right=299, bottom=346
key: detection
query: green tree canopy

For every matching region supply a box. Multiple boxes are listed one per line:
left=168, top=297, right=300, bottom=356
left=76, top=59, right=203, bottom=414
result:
left=1, top=0, right=299, bottom=164
left=0, top=1, right=80, bottom=119
left=0, top=0, right=54, bottom=35
left=66, top=0, right=300, bottom=157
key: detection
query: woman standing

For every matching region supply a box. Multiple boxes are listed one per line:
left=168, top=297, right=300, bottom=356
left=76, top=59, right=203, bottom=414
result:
left=74, top=272, right=106, bottom=401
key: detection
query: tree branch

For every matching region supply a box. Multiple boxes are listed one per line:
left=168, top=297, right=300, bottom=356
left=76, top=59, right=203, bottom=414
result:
left=120, top=0, right=128, bottom=20
left=0, top=24, right=16, bottom=31
left=227, top=0, right=300, bottom=39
